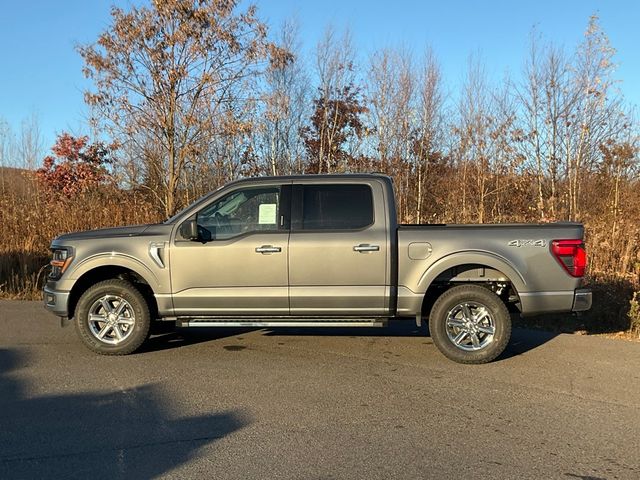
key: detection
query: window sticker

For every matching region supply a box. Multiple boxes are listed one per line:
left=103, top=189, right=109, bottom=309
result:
left=258, top=203, right=277, bottom=224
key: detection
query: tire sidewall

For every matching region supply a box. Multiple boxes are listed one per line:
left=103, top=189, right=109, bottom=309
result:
left=429, top=285, right=511, bottom=364
left=75, top=280, right=150, bottom=355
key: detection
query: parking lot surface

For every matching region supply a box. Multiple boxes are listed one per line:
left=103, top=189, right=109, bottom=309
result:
left=1, top=300, right=639, bottom=479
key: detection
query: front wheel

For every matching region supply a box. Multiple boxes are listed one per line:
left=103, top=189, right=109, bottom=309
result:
left=75, top=279, right=151, bottom=355
left=429, top=285, right=511, bottom=364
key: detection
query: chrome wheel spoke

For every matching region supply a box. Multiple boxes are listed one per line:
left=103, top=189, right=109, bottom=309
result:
left=113, top=325, right=123, bottom=341
left=100, top=298, right=113, bottom=314
left=446, top=301, right=496, bottom=352
left=88, top=295, right=135, bottom=345
left=478, top=325, right=495, bottom=335
left=97, top=324, right=112, bottom=339
left=474, top=307, right=489, bottom=323
left=89, top=314, right=106, bottom=323
left=113, top=300, right=127, bottom=316
left=453, top=330, right=468, bottom=345
left=447, top=318, right=466, bottom=328
left=461, top=304, right=473, bottom=321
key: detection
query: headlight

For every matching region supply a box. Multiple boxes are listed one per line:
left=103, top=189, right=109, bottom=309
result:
left=49, top=247, right=74, bottom=279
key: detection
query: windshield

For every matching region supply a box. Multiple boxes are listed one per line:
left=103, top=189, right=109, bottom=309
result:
left=163, top=187, right=224, bottom=224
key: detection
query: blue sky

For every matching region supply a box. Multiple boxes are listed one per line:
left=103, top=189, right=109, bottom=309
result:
left=0, top=0, right=638, bottom=153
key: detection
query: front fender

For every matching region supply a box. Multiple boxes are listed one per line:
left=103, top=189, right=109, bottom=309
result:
left=67, top=253, right=162, bottom=292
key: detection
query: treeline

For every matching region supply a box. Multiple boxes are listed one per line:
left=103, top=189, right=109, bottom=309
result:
left=0, top=1, right=638, bottom=334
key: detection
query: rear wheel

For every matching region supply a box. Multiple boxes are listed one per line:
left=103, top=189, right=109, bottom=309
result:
left=75, top=279, right=151, bottom=355
left=429, top=285, right=511, bottom=364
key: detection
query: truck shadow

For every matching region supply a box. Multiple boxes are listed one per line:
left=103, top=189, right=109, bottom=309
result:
left=139, top=327, right=260, bottom=353
left=263, top=319, right=426, bottom=338
left=142, top=320, right=557, bottom=359
left=0, top=348, right=249, bottom=479
left=497, top=328, right=558, bottom=361
left=260, top=320, right=558, bottom=360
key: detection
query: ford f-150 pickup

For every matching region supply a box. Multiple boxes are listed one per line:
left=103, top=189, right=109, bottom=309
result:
left=44, top=174, right=591, bottom=363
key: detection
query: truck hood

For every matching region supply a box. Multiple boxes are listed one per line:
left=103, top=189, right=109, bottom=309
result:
left=55, top=224, right=154, bottom=242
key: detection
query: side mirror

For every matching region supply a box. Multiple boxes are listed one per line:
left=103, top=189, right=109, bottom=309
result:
left=180, top=217, right=199, bottom=241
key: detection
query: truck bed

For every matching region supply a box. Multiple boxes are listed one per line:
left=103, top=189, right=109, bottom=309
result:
left=395, top=222, right=586, bottom=315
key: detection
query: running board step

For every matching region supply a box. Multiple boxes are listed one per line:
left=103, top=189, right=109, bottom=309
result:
left=177, top=318, right=387, bottom=328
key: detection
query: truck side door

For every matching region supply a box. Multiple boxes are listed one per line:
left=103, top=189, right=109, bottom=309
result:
left=170, top=183, right=291, bottom=316
left=288, top=180, right=390, bottom=315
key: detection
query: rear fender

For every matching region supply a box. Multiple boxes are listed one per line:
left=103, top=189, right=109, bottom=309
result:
left=415, top=251, right=527, bottom=294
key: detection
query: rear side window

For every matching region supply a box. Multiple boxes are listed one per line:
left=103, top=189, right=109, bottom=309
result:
left=300, top=184, right=374, bottom=230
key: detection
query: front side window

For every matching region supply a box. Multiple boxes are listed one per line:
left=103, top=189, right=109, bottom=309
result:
left=185, top=186, right=281, bottom=241
left=300, top=184, right=374, bottom=230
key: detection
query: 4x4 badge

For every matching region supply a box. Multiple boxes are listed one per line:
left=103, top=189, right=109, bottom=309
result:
left=508, top=239, right=547, bottom=247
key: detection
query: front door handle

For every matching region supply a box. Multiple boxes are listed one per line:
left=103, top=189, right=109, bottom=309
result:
left=353, top=244, right=380, bottom=252
left=255, top=245, right=282, bottom=254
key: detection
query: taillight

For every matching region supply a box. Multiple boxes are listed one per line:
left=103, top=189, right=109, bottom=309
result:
left=551, top=239, right=587, bottom=277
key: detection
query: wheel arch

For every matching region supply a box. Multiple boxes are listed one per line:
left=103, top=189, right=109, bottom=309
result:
left=417, top=252, right=525, bottom=291
left=67, top=265, right=158, bottom=321
left=68, top=254, right=160, bottom=287
left=417, top=252, right=525, bottom=317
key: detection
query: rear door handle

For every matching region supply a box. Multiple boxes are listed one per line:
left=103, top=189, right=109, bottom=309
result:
left=255, top=245, right=282, bottom=254
left=353, top=244, right=380, bottom=252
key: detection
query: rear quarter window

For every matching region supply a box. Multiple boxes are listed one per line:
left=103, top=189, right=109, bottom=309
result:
left=300, top=184, right=374, bottom=230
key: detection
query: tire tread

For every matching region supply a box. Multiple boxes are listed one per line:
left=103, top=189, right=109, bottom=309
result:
left=428, top=284, right=511, bottom=364
left=74, top=279, right=151, bottom=356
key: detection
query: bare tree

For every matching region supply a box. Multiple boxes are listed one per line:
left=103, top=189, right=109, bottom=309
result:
left=309, top=26, right=361, bottom=173
left=366, top=48, right=395, bottom=168
left=566, top=15, right=625, bottom=220
left=516, top=33, right=569, bottom=219
left=414, top=48, right=445, bottom=223
left=450, top=57, right=489, bottom=222
left=0, top=119, right=16, bottom=169
left=257, top=18, right=309, bottom=175
left=366, top=47, right=418, bottom=219
left=18, top=113, right=43, bottom=170
left=79, top=0, right=278, bottom=216
left=0, top=119, right=15, bottom=199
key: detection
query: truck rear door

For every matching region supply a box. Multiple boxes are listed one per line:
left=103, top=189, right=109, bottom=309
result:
left=288, top=180, right=390, bottom=315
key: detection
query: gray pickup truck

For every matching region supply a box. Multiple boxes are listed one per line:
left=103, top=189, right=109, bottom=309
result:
left=44, top=174, right=591, bottom=363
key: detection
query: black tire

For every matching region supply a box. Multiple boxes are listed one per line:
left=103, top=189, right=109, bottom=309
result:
left=428, top=284, right=511, bottom=364
left=75, top=279, right=151, bottom=355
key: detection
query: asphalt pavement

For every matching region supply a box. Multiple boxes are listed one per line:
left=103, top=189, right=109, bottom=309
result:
left=0, top=300, right=639, bottom=479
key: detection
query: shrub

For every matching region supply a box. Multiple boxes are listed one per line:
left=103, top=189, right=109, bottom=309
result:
left=629, top=292, right=640, bottom=337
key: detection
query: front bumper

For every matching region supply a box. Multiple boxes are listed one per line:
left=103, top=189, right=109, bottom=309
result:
left=43, top=285, right=71, bottom=318
left=572, top=288, right=592, bottom=312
